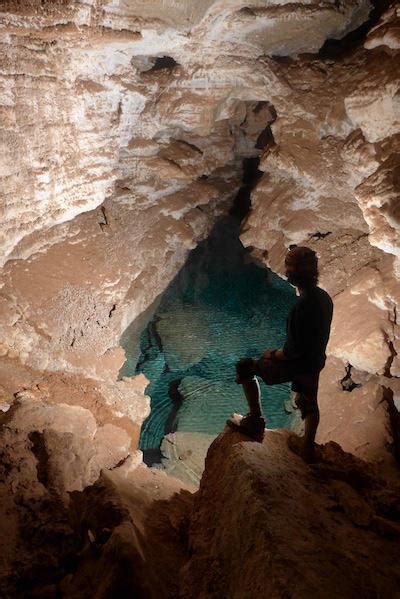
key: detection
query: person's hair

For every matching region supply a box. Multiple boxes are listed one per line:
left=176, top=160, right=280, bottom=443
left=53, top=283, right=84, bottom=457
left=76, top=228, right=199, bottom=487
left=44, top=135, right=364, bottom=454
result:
left=285, top=245, right=319, bottom=286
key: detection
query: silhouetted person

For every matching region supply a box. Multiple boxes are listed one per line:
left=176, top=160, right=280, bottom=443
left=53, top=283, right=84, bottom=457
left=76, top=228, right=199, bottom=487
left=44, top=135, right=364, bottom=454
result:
left=228, top=246, right=333, bottom=462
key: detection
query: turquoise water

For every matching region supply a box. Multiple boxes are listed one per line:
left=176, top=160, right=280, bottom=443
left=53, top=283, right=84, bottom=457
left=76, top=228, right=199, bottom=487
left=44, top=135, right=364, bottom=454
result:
left=121, top=216, right=296, bottom=461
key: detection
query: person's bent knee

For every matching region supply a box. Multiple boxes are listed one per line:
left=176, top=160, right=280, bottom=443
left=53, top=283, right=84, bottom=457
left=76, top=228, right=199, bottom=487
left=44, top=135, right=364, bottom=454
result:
left=235, top=358, right=257, bottom=384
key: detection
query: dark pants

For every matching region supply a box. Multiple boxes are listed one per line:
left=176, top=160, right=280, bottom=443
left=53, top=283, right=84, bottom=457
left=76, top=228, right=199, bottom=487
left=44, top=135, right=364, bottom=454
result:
left=236, top=357, right=320, bottom=419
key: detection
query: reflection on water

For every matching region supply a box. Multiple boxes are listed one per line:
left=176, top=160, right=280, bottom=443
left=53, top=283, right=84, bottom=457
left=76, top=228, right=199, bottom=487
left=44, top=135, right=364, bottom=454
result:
left=121, top=216, right=296, bottom=462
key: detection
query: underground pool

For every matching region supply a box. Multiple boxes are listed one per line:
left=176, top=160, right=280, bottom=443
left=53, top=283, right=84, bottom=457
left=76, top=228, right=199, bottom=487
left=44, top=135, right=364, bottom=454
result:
left=121, top=215, right=296, bottom=464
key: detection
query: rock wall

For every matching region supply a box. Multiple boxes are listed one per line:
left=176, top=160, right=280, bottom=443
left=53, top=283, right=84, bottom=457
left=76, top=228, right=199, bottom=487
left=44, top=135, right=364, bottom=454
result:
left=240, top=24, right=400, bottom=377
left=0, top=0, right=372, bottom=374
left=181, top=429, right=400, bottom=598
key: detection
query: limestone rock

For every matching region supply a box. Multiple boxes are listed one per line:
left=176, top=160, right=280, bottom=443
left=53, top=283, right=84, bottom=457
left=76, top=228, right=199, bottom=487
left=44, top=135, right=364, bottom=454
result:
left=355, top=153, right=400, bottom=257
left=365, top=3, right=400, bottom=50
left=1, top=398, right=400, bottom=597
left=0, top=0, right=382, bottom=385
left=64, top=463, right=194, bottom=599
left=344, top=63, right=400, bottom=144
left=181, top=428, right=400, bottom=598
left=0, top=396, right=132, bottom=497
left=239, top=37, right=400, bottom=399
left=317, top=357, right=397, bottom=472
left=1, top=2, right=399, bottom=597
left=0, top=0, right=368, bottom=265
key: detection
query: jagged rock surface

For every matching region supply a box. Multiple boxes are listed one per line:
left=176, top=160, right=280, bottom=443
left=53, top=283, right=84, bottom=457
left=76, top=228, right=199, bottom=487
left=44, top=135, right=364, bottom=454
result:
left=0, top=0, right=381, bottom=382
left=0, top=2, right=398, bottom=474
left=181, top=428, right=400, bottom=598
left=240, top=41, right=400, bottom=378
left=3, top=424, right=399, bottom=598
left=0, top=0, right=399, bottom=448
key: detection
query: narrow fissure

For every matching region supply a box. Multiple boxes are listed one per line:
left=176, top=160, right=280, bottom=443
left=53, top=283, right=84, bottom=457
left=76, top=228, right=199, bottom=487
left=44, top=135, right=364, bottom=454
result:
left=230, top=157, right=262, bottom=219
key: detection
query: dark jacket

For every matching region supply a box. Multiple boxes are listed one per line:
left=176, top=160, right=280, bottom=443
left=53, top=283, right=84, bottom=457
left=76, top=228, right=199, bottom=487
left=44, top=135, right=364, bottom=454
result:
left=283, top=286, right=333, bottom=372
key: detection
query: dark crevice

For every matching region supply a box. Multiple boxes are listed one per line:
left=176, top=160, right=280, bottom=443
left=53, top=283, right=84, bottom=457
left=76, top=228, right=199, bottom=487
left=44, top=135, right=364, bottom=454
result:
left=340, top=364, right=362, bottom=392
left=99, top=206, right=108, bottom=231
left=165, top=379, right=184, bottom=435
left=29, top=431, right=50, bottom=487
left=254, top=102, right=277, bottom=150
left=110, top=454, right=130, bottom=471
left=258, top=101, right=277, bottom=121
left=351, top=232, right=369, bottom=244
left=253, top=101, right=271, bottom=115
left=229, top=157, right=262, bottom=219
left=383, top=387, right=400, bottom=463
left=256, top=126, right=275, bottom=150
left=147, top=56, right=178, bottom=72
left=112, top=100, right=122, bottom=127
left=318, top=0, right=393, bottom=59
left=175, top=139, right=203, bottom=155
left=142, top=447, right=163, bottom=465
left=239, top=7, right=256, bottom=17
left=270, top=55, right=295, bottom=65
left=383, top=334, right=397, bottom=378
left=308, top=231, right=332, bottom=241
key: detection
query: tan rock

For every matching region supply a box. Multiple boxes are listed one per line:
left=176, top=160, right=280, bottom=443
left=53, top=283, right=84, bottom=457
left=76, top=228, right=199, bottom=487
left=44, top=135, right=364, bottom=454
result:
left=355, top=154, right=400, bottom=257
left=0, top=392, right=136, bottom=497
left=181, top=428, right=400, bottom=598
left=317, top=358, right=396, bottom=471
left=365, top=3, right=400, bottom=51
left=344, top=64, right=400, bottom=143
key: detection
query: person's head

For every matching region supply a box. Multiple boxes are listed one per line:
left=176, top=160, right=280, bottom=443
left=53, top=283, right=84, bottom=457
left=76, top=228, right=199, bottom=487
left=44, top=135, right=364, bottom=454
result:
left=284, top=245, right=318, bottom=289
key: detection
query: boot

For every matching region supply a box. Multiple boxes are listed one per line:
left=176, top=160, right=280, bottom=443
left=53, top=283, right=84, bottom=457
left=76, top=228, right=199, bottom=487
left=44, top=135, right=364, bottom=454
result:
left=227, top=412, right=265, bottom=442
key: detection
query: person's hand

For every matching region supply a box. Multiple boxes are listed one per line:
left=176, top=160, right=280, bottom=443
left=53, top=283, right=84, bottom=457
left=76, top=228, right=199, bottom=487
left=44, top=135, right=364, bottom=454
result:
left=261, top=349, right=273, bottom=361
left=261, top=348, right=285, bottom=362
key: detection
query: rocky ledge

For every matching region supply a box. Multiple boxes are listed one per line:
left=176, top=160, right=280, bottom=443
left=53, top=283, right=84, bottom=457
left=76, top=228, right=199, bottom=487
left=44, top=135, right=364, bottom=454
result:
left=2, top=413, right=399, bottom=598
left=182, top=428, right=400, bottom=598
